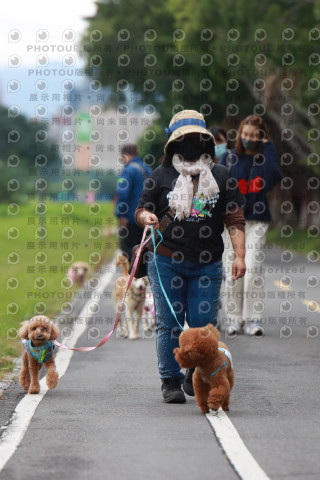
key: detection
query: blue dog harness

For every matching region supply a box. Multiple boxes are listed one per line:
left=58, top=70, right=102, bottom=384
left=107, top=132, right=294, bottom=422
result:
left=218, top=347, right=233, bottom=370
left=23, top=339, right=55, bottom=364
left=202, top=347, right=233, bottom=384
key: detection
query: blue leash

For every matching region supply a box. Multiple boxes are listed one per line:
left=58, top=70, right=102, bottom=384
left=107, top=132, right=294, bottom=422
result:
left=150, top=226, right=185, bottom=331
left=149, top=230, right=230, bottom=381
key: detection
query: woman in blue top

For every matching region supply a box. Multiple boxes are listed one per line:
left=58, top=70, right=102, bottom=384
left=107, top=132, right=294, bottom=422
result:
left=116, top=144, right=152, bottom=262
left=219, top=115, right=282, bottom=336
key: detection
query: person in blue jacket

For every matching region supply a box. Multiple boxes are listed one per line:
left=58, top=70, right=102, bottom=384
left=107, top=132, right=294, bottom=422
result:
left=219, top=115, right=282, bottom=336
left=116, top=144, right=152, bottom=262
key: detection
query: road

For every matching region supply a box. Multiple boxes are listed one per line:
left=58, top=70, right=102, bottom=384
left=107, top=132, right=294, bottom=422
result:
left=0, top=246, right=319, bottom=480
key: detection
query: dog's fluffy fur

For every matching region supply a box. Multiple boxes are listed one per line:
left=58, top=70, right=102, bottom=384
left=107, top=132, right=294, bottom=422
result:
left=113, top=254, right=148, bottom=340
left=142, top=292, right=155, bottom=332
left=68, top=261, right=89, bottom=284
left=174, top=324, right=234, bottom=414
left=19, top=316, right=60, bottom=394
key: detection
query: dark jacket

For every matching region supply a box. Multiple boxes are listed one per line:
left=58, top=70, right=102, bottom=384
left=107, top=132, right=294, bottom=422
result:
left=136, top=163, right=244, bottom=263
left=116, top=157, right=152, bottom=224
left=219, top=142, right=282, bottom=222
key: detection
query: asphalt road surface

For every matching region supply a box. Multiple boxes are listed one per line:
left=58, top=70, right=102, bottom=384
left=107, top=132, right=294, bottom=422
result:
left=0, top=246, right=319, bottom=480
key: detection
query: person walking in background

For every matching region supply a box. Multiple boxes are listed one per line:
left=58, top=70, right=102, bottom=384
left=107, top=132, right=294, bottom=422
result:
left=209, top=125, right=229, bottom=162
left=135, top=110, right=246, bottom=404
left=219, top=115, right=282, bottom=337
left=116, top=144, right=152, bottom=262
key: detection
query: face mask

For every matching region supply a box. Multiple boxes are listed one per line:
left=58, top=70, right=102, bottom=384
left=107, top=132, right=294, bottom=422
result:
left=215, top=143, right=227, bottom=159
left=174, top=137, right=204, bottom=161
left=241, top=138, right=261, bottom=151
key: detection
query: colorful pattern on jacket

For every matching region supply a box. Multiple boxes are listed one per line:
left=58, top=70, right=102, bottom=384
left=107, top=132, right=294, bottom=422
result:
left=219, top=142, right=282, bottom=221
left=23, top=339, right=55, bottom=364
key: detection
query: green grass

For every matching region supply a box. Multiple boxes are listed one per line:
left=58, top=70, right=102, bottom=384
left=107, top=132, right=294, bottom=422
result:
left=0, top=201, right=118, bottom=363
left=266, top=227, right=320, bottom=256
left=0, top=358, right=16, bottom=383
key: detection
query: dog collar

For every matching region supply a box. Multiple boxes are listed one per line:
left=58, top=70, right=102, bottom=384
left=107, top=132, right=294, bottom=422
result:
left=23, top=339, right=55, bottom=364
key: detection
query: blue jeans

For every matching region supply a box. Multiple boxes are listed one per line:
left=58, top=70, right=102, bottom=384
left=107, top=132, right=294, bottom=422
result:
left=146, top=252, right=223, bottom=380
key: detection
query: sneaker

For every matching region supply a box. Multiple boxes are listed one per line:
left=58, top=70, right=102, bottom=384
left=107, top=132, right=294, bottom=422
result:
left=243, top=322, right=264, bottom=337
left=161, top=377, right=186, bottom=403
left=225, top=324, right=243, bottom=337
left=183, top=368, right=195, bottom=396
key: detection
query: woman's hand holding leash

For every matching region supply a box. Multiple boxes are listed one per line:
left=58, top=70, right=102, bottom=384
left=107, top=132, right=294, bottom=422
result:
left=138, top=210, right=160, bottom=231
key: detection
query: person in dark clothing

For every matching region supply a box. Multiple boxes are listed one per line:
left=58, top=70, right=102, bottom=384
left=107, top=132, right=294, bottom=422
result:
left=208, top=125, right=229, bottom=162
left=116, top=144, right=152, bottom=262
left=135, top=110, right=246, bottom=404
left=219, top=115, right=282, bottom=336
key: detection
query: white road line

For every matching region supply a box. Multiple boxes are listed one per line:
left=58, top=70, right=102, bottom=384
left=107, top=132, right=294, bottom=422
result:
left=2, top=258, right=272, bottom=480
left=0, top=263, right=115, bottom=472
left=206, top=409, right=271, bottom=480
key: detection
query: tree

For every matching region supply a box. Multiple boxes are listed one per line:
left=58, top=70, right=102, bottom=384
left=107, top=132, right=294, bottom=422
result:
left=82, top=0, right=320, bottom=226
left=0, top=105, right=59, bottom=202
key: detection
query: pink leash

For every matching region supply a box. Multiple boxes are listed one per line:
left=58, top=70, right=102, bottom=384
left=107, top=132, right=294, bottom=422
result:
left=54, top=227, right=149, bottom=352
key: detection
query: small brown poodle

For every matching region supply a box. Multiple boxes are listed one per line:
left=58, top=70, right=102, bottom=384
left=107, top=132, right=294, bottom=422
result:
left=19, top=316, right=60, bottom=394
left=174, top=324, right=234, bottom=414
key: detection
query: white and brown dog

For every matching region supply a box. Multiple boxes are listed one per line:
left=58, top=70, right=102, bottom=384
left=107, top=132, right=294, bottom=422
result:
left=67, top=261, right=89, bottom=284
left=142, top=291, right=156, bottom=333
left=113, top=254, right=148, bottom=340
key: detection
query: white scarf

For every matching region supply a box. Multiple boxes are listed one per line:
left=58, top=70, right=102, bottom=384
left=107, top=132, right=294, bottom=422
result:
left=169, top=154, right=220, bottom=220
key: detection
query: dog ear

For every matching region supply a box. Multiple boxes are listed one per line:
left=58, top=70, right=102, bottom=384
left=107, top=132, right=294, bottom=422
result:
left=173, top=347, right=184, bottom=362
left=174, top=347, right=189, bottom=366
left=50, top=323, right=60, bottom=340
left=206, top=323, right=220, bottom=340
left=19, top=321, right=29, bottom=340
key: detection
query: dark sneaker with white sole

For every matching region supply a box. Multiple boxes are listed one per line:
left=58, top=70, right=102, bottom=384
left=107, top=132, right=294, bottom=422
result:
left=183, top=368, right=195, bottom=396
left=161, top=377, right=186, bottom=403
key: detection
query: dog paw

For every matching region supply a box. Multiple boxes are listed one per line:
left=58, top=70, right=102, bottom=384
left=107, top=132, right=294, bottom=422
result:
left=200, top=407, right=209, bottom=414
left=21, top=385, right=30, bottom=391
left=28, top=386, right=40, bottom=394
left=128, top=333, right=139, bottom=340
left=117, top=327, right=128, bottom=338
left=20, top=382, right=30, bottom=391
left=46, top=370, right=59, bottom=389
left=19, top=377, right=30, bottom=391
left=208, top=402, right=220, bottom=411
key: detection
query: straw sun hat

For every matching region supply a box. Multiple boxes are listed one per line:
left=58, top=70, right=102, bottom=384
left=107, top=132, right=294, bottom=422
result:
left=164, top=109, right=215, bottom=153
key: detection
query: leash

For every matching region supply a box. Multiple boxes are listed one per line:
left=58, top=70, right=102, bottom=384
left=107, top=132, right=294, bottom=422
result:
left=150, top=226, right=185, bottom=331
left=54, top=226, right=150, bottom=352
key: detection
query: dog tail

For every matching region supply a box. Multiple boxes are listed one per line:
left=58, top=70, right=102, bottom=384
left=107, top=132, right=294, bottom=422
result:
left=115, top=254, right=130, bottom=276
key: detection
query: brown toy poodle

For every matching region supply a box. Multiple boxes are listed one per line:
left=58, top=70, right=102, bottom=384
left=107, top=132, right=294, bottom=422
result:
left=19, top=316, right=60, bottom=394
left=174, top=324, right=234, bottom=414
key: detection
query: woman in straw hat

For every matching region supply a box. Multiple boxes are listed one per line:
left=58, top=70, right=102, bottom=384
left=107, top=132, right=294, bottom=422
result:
left=135, top=109, right=246, bottom=404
